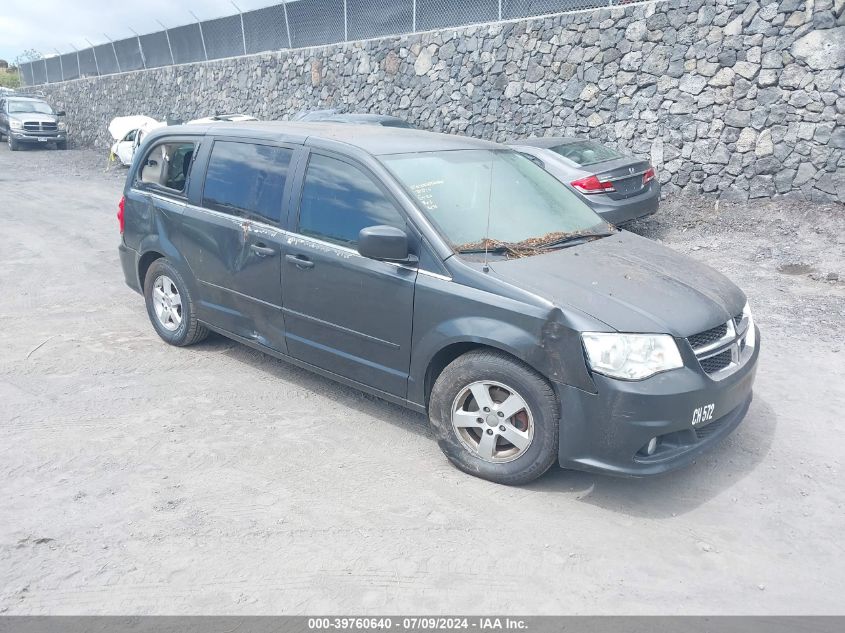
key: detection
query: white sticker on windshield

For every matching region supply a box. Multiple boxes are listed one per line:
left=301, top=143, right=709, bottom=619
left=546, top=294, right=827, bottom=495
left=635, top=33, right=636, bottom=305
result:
left=409, top=180, right=443, bottom=211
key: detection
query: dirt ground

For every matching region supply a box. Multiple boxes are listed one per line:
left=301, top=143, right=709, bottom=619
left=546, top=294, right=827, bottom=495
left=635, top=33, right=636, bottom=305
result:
left=1, top=144, right=844, bottom=615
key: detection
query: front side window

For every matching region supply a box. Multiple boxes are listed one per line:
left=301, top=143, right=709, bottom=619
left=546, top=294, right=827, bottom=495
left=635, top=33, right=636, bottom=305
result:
left=382, top=149, right=607, bottom=251
left=202, top=141, right=293, bottom=223
left=297, top=154, right=405, bottom=246
left=138, top=141, right=195, bottom=193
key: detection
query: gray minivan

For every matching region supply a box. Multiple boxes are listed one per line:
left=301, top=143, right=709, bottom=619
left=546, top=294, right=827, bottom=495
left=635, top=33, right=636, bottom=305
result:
left=118, top=122, right=759, bottom=485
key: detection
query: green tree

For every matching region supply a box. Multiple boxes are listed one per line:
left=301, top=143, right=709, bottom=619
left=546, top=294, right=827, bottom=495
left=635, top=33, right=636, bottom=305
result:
left=0, top=70, right=22, bottom=89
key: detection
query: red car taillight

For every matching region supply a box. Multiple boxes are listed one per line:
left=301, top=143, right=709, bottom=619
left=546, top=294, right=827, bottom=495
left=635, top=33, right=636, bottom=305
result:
left=643, top=167, right=656, bottom=185
left=117, top=196, right=125, bottom=234
left=571, top=175, right=615, bottom=194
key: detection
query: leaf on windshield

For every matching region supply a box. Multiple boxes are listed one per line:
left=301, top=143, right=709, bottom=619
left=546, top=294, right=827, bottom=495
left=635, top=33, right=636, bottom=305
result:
left=454, top=229, right=607, bottom=258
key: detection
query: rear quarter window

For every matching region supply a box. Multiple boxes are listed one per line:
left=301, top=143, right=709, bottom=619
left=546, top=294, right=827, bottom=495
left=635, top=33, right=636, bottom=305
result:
left=137, top=141, right=196, bottom=194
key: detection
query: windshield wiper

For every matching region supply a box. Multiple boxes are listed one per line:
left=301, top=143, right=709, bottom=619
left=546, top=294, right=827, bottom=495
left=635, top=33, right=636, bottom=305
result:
left=536, top=230, right=617, bottom=250
left=455, top=244, right=513, bottom=254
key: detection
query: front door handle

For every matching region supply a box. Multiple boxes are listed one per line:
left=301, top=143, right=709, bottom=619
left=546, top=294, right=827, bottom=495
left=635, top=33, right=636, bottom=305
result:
left=250, top=244, right=276, bottom=258
left=285, top=254, right=314, bottom=269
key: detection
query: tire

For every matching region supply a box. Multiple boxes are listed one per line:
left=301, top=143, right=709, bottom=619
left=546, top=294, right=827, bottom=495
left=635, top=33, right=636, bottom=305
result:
left=143, top=258, right=208, bottom=347
left=8, top=135, right=19, bottom=151
left=428, top=349, right=560, bottom=485
left=57, top=140, right=67, bottom=150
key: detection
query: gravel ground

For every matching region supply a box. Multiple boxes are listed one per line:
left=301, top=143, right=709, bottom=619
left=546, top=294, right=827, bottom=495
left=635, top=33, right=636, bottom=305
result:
left=1, top=144, right=844, bottom=615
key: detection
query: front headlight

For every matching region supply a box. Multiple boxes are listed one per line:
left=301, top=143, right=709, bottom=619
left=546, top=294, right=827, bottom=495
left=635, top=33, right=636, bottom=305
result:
left=9, top=119, right=22, bottom=130
left=582, top=332, right=684, bottom=380
left=58, top=121, right=67, bottom=130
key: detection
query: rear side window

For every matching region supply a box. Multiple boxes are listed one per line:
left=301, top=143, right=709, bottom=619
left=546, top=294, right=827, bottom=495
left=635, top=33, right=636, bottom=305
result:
left=138, top=141, right=195, bottom=193
left=202, top=141, right=293, bottom=223
left=297, top=154, right=404, bottom=246
left=550, top=141, right=622, bottom=167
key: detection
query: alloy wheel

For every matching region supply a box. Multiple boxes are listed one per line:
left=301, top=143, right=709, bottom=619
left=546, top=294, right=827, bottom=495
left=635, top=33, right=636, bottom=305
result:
left=451, top=380, right=534, bottom=463
left=152, top=275, right=183, bottom=331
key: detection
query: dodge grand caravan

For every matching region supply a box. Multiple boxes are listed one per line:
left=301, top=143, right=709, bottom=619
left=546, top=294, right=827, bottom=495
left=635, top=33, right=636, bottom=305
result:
left=118, top=122, right=759, bottom=485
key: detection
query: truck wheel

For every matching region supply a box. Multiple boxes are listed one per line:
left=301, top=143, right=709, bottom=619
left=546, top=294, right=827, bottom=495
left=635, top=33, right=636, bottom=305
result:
left=57, top=140, right=67, bottom=150
left=428, top=349, right=560, bottom=485
left=8, top=135, right=19, bottom=151
left=143, top=258, right=208, bottom=347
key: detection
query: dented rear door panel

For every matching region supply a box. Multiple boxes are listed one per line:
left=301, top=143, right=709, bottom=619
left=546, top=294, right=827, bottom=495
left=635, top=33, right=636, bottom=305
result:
left=176, top=140, right=304, bottom=351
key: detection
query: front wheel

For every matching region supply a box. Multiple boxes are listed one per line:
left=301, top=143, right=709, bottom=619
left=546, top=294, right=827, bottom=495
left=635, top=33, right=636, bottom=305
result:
left=8, top=135, right=19, bottom=151
left=143, top=258, right=208, bottom=346
left=56, top=140, right=67, bottom=150
left=428, top=349, right=560, bottom=485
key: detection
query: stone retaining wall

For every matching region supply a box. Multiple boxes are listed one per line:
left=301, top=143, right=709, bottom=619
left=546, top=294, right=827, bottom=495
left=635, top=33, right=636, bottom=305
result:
left=36, top=0, right=845, bottom=202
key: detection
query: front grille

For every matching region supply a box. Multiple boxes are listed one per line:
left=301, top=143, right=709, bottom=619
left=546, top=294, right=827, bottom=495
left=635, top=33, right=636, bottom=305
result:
left=689, top=313, right=752, bottom=380
left=687, top=323, right=727, bottom=350
left=734, top=313, right=747, bottom=335
left=22, top=121, right=57, bottom=132
left=700, top=349, right=732, bottom=374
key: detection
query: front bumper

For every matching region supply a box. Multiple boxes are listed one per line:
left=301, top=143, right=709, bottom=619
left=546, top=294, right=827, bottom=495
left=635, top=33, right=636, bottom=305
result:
left=557, top=327, right=760, bottom=476
left=10, top=130, right=67, bottom=144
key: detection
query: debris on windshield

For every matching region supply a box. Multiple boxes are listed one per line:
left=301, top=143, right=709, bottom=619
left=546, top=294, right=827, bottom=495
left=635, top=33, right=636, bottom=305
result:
left=453, top=238, right=542, bottom=258
left=454, top=229, right=614, bottom=258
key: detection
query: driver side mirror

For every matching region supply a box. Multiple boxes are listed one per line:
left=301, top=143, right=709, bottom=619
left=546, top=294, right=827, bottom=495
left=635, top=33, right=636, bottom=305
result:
left=56, top=110, right=66, bottom=117
left=357, top=226, right=414, bottom=263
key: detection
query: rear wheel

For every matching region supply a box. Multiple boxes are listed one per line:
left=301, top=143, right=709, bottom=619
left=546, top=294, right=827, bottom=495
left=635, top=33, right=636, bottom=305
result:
left=143, top=258, right=208, bottom=346
left=428, top=349, right=560, bottom=485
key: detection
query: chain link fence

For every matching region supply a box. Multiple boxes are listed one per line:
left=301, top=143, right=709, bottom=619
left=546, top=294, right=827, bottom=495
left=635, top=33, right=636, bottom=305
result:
left=19, top=0, right=634, bottom=86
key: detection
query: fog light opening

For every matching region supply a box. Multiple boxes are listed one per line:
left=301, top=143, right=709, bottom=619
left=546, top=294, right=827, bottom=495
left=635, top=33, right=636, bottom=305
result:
left=646, top=437, right=658, bottom=456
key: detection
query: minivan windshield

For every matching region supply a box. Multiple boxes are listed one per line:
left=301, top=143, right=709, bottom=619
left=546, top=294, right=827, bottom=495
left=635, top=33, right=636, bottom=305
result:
left=7, top=99, right=54, bottom=115
left=381, top=149, right=610, bottom=254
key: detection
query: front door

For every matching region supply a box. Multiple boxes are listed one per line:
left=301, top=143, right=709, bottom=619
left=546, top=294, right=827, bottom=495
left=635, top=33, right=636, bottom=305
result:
left=179, top=139, right=298, bottom=351
left=283, top=152, right=417, bottom=398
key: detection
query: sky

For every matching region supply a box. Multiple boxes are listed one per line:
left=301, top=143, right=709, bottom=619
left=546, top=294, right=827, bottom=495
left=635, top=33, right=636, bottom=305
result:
left=0, top=0, right=282, bottom=63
